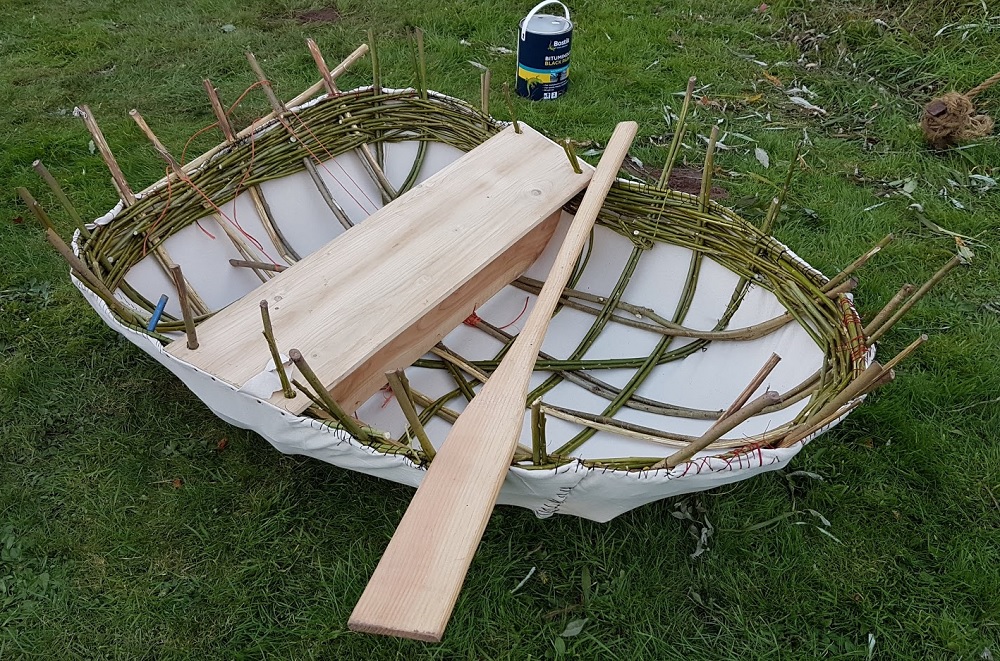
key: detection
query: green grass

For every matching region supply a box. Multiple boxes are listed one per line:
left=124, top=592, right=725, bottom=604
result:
left=2, top=0, right=999, bottom=657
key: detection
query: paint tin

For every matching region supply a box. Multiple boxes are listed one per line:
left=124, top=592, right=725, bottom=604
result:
left=516, top=1, right=572, bottom=101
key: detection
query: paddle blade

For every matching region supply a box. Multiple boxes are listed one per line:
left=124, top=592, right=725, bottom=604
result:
left=348, top=354, right=535, bottom=640
left=349, top=121, right=639, bottom=641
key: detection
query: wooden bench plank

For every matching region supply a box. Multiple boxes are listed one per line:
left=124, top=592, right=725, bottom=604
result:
left=166, top=124, right=592, bottom=415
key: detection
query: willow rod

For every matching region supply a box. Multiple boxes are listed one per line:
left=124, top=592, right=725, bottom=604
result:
left=531, top=400, right=548, bottom=465
left=866, top=255, right=962, bottom=344
left=881, top=334, right=928, bottom=373
left=168, top=265, right=199, bottom=350
left=77, top=104, right=135, bottom=204
left=32, top=160, right=91, bottom=240
left=202, top=77, right=296, bottom=268
left=657, top=391, right=781, bottom=469
left=260, top=301, right=295, bottom=399
left=823, top=233, right=894, bottom=292
left=231, top=259, right=286, bottom=273
left=306, top=38, right=394, bottom=202
left=134, top=44, right=371, bottom=198
left=863, top=283, right=915, bottom=337
left=385, top=369, right=436, bottom=459
left=718, top=353, right=781, bottom=422
left=659, top=76, right=697, bottom=188
left=289, top=349, right=369, bottom=441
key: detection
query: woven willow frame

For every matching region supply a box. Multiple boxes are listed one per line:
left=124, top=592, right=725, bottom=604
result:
left=23, top=41, right=954, bottom=474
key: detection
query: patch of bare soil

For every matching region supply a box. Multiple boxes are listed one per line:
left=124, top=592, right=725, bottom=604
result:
left=668, top=167, right=728, bottom=199
left=621, top=159, right=728, bottom=199
left=294, top=7, right=341, bottom=24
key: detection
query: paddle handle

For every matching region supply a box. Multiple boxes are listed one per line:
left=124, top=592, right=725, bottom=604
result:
left=348, top=121, right=639, bottom=641
left=513, top=123, right=638, bottom=348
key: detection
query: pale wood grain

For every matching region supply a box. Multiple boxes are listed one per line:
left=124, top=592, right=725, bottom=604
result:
left=166, top=124, right=592, bottom=415
left=348, top=121, right=638, bottom=642
left=328, top=210, right=560, bottom=412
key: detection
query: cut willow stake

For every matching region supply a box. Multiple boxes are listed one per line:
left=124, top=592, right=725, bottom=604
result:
left=16, top=186, right=55, bottom=232
left=824, top=277, right=858, bottom=299
left=204, top=77, right=299, bottom=267
left=761, top=196, right=781, bottom=235
left=127, top=109, right=211, bottom=316
left=168, top=265, right=198, bottom=350
left=502, top=82, right=521, bottom=134
left=32, top=160, right=91, bottom=240
left=230, top=259, right=286, bottom=273
left=306, top=38, right=394, bottom=203
left=717, top=353, right=781, bottom=423
left=129, top=109, right=179, bottom=167
left=77, top=104, right=136, bottom=205
left=348, top=120, right=637, bottom=642
left=307, top=38, right=341, bottom=93
left=822, top=233, right=894, bottom=293
left=765, top=141, right=801, bottom=236
left=369, top=28, right=382, bottom=93
left=289, top=349, right=368, bottom=440
left=659, top=76, right=697, bottom=188
left=246, top=51, right=289, bottom=117
left=480, top=69, right=491, bottom=120
left=385, top=369, right=435, bottom=459
left=368, top=29, right=385, bottom=170
left=413, top=28, right=428, bottom=101
left=260, top=301, right=295, bottom=399
left=304, top=39, right=368, bottom=89
left=17, top=187, right=111, bottom=296
left=863, top=283, right=915, bottom=337
left=20, top=188, right=144, bottom=323
left=561, top=139, right=582, bottom=174
left=44, top=227, right=116, bottom=301
left=699, top=125, right=720, bottom=213
left=531, top=399, right=548, bottom=465
left=866, top=255, right=962, bottom=344
left=656, top=390, right=781, bottom=469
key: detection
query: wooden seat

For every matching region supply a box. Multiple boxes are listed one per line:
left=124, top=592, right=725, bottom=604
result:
left=166, top=124, right=593, bottom=415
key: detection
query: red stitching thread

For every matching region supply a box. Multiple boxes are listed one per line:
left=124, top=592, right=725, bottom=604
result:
left=463, top=308, right=482, bottom=326
left=285, top=106, right=379, bottom=213
left=379, top=383, right=394, bottom=409
left=498, top=297, right=530, bottom=330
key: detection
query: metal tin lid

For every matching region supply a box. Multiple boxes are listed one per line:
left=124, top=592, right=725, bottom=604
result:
left=521, top=14, right=572, bottom=36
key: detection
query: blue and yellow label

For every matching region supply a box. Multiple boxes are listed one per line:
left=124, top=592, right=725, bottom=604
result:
left=517, top=63, right=569, bottom=85
left=517, top=20, right=571, bottom=101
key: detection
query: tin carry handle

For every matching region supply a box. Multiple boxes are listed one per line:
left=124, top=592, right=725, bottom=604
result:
left=520, top=0, right=571, bottom=39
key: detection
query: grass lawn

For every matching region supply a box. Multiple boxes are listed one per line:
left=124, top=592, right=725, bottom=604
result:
left=2, top=0, right=999, bottom=657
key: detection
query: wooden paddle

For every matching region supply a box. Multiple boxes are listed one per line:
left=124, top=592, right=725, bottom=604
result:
left=348, top=121, right=639, bottom=642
